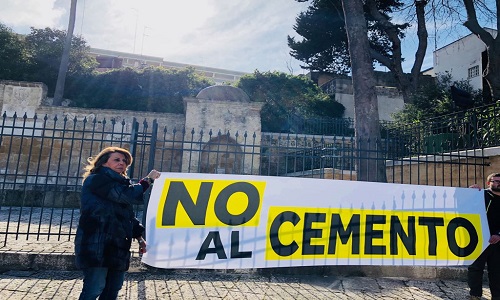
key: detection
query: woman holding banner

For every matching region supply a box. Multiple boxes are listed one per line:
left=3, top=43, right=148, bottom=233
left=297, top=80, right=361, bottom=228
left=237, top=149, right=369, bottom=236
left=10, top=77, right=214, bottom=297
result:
left=75, top=146, right=160, bottom=300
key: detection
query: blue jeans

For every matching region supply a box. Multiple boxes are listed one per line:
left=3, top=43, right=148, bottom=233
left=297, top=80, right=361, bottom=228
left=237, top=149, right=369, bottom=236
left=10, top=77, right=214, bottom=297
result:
left=79, top=267, right=126, bottom=300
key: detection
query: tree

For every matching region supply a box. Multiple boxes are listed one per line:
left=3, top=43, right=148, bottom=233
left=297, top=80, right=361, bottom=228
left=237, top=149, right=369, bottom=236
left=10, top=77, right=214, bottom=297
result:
left=392, top=74, right=485, bottom=124
left=24, top=27, right=96, bottom=95
left=289, top=0, right=429, bottom=103
left=139, top=67, right=213, bottom=113
left=288, top=1, right=352, bottom=75
left=54, top=0, right=77, bottom=106
left=341, top=0, right=387, bottom=182
left=448, top=0, right=500, bottom=101
left=236, top=71, right=345, bottom=132
left=0, top=23, right=31, bottom=81
left=67, top=67, right=213, bottom=113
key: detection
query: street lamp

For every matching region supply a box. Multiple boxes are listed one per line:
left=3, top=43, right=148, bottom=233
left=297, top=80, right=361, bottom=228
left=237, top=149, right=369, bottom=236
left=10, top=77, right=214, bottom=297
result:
left=141, top=26, right=150, bottom=56
left=139, top=26, right=151, bottom=68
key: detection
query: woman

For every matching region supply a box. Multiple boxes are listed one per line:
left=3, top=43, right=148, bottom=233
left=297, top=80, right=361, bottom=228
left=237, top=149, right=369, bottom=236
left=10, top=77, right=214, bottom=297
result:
left=75, top=146, right=160, bottom=300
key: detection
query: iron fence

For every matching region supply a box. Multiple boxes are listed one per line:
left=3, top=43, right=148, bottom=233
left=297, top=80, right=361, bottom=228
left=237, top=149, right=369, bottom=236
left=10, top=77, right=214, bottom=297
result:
left=288, top=102, right=500, bottom=155
left=286, top=113, right=355, bottom=136
left=0, top=111, right=491, bottom=247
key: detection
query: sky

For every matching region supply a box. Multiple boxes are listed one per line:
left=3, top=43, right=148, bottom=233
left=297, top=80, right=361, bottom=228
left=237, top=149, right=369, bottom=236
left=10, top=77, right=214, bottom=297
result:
left=1, top=0, right=313, bottom=74
left=0, top=0, right=490, bottom=75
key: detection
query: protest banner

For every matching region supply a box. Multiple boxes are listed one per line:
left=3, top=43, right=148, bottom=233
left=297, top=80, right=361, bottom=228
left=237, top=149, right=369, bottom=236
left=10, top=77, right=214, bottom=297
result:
left=142, top=173, right=488, bottom=269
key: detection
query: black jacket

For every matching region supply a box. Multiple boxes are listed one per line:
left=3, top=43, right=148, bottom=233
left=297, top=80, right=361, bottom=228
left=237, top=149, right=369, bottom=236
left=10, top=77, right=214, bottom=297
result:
left=75, top=167, right=145, bottom=271
left=485, top=190, right=500, bottom=236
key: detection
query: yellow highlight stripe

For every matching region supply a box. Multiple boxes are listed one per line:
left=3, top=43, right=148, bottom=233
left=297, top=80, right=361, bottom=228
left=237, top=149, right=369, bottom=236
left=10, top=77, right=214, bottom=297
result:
left=156, top=179, right=266, bottom=228
left=265, top=207, right=482, bottom=261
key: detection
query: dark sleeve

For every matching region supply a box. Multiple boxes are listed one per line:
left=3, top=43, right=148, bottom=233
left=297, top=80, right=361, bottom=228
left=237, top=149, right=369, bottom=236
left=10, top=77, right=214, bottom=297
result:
left=132, top=217, right=145, bottom=238
left=87, top=174, right=145, bottom=205
left=484, top=191, right=500, bottom=235
left=138, top=178, right=151, bottom=192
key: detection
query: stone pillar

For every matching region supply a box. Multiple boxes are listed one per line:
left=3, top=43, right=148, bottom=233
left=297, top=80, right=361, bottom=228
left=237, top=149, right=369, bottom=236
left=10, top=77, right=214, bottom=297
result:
left=183, top=85, right=263, bottom=174
left=0, top=81, right=47, bottom=117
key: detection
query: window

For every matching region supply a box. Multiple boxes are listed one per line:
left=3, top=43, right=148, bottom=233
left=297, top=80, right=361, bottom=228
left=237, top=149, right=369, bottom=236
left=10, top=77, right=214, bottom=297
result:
left=468, top=65, right=479, bottom=78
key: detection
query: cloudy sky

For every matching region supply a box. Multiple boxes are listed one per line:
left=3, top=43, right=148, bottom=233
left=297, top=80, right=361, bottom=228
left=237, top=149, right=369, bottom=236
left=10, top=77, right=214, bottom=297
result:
left=1, top=0, right=483, bottom=75
left=1, top=0, right=315, bottom=74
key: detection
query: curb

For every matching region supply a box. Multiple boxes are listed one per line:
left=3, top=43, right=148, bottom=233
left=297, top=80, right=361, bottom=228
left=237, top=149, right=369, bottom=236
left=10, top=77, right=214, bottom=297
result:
left=255, top=265, right=467, bottom=280
left=0, top=251, right=468, bottom=281
left=0, top=251, right=76, bottom=271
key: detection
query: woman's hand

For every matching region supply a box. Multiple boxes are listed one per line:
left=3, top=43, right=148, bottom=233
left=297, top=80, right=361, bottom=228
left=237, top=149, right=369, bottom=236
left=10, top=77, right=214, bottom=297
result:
left=147, top=169, right=161, bottom=181
left=138, top=237, right=147, bottom=254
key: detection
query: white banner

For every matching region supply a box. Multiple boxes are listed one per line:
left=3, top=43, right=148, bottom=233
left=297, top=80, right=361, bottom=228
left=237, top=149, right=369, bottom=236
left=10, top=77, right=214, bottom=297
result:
left=142, top=173, right=489, bottom=269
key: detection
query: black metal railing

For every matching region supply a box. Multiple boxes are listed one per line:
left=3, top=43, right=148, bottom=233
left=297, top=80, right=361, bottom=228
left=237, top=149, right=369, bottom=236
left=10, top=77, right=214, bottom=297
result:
left=286, top=113, right=355, bottom=136
left=287, top=102, right=500, bottom=155
left=0, top=109, right=492, bottom=247
left=382, top=102, right=500, bottom=156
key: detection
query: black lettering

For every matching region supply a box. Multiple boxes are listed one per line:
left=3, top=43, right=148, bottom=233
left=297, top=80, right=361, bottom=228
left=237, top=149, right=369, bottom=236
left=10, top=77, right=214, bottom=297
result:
left=269, top=211, right=300, bottom=256
left=230, top=231, right=252, bottom=258
left=365, top=215, right=386, bottom=255
left=390, top=216, right=416, bottom=255
left=196, top=231, right=227, bottom=260
left=302, top=213, right=326, bottom=255
left=162, top=181, right=212, bottom=226
left=447, top=217, right=478, bottom=257
left=418, top=217, right=444, bottom=256
left=328, top=214, right=360, bottom=254
left=214, top=182, right=260, bottom=226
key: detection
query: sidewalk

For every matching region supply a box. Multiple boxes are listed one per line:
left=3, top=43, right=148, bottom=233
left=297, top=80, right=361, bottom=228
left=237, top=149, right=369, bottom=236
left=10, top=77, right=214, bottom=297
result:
left=0, top=267, right=493, bottom=300
left=0, top=238, right=493, bottom=300
left=0, top=211, right=494, bottom=300
left=0, top=235, right=471, bottom=279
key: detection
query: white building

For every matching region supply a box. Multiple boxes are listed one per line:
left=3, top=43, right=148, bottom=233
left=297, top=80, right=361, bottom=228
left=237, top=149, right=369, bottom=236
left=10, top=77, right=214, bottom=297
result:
left=431, top=28, right=497, bottom=91
left=312, top=72, right=406, bottom=122
left=89, top=48, right=249, bottom=85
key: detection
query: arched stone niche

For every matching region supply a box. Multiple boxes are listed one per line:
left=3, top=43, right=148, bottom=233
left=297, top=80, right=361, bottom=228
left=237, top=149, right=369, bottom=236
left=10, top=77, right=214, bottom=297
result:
left=199, top=135, right=243, bottom=174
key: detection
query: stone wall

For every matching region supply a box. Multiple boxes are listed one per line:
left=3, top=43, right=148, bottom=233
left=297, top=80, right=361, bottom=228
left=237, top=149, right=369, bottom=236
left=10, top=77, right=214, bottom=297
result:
left=334, top=78, right=404, bottom=122
left=274, top=133, right=499, bottom=187
left=0, top=81, right=265, bottom=191
left=386, top=147, right=500, bottom=187
left=0, top=80, right=496, bottom=196
left=310, top=149, right=496, bottom=187
left=0, top=81, right=47, bottom=117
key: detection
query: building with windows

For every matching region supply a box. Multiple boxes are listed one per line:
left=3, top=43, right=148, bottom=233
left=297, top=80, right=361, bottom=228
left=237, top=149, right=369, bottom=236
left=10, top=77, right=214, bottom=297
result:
left=430, top=28, right=497, bottom=92
left=88, top=48, right=249, bottom=85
